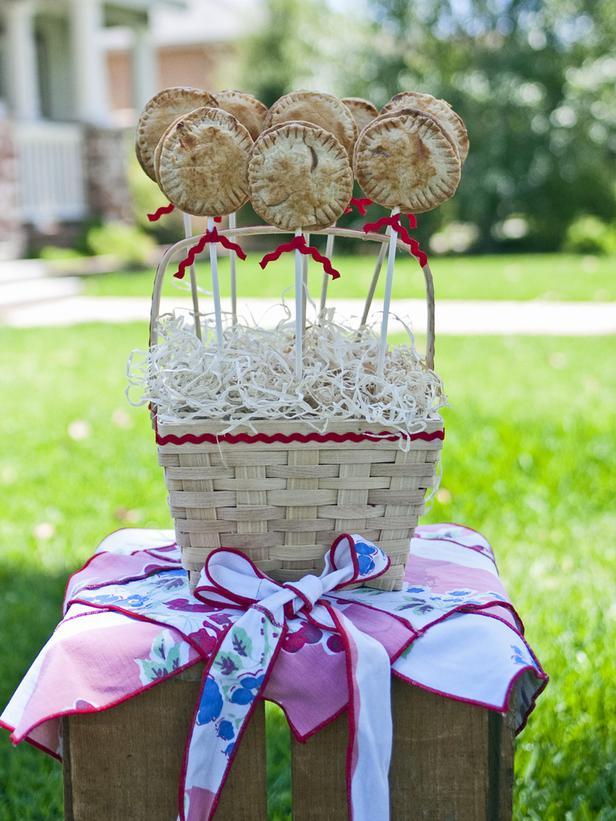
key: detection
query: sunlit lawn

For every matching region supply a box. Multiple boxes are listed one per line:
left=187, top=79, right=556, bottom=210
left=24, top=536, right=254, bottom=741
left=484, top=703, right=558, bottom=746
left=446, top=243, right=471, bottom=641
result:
left=82, top=252, right=616, bottom=302
left=0, top=324, right=614, bottom=819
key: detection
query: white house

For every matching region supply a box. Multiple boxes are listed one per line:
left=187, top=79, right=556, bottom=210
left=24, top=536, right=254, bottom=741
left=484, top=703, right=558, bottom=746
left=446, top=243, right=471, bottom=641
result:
left=104, top=0, right=259, bottom=118
left=0, top=0, right=256, bottom=258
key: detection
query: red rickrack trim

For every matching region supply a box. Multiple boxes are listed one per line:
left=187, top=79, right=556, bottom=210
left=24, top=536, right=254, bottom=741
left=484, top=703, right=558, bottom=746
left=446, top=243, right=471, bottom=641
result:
left=174, top=227, right=247, bottom=279
left=147, top=202, right=175, bottom=222
left=147, top=205, right=222, bottom=224
left=155, top=428, right=444, bottom=446
left=259, top=236, right=341, bottom=280
left=363, top=214, right=428, bottom=268
left=344, top=197, right=373, bottom=216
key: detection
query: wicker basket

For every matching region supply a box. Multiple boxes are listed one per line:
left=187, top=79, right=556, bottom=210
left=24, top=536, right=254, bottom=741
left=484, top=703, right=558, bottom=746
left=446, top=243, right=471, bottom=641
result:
left=150, top=225, right=443, bottom=591
left=155, top=418, right=443, bottom=590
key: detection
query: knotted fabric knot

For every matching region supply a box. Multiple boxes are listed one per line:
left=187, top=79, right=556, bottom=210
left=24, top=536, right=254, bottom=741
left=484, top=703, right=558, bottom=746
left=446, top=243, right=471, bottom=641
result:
left=180, top=534, right=394, bottom=821
left=283, top=574, right=324, bottom=616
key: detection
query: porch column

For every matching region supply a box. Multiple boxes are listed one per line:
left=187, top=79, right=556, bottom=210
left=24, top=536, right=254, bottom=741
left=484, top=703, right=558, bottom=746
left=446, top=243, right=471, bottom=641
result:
left=4, top=0, right=41, bottom=120
left=69, top=0, right=109, bottom=125
left=132, top=25, right=157, bottom=111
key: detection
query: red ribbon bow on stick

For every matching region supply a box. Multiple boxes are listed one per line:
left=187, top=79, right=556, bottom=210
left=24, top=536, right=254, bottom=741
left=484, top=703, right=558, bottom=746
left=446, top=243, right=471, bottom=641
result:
left=147, top=202, right=175, bottom=222
left=147, top=204, right=224, bottom=224
left=259, top=235, right=341, bottom=280
left=363, top=213, right=428, bottom=268
left=344, top=197, right=373, bottom=216
left=174, top=227, right=246, bottom=279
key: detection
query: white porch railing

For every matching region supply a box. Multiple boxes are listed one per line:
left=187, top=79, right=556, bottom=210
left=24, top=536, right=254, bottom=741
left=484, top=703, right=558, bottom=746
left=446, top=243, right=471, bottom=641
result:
left=14, top=121, right=87, bottom=224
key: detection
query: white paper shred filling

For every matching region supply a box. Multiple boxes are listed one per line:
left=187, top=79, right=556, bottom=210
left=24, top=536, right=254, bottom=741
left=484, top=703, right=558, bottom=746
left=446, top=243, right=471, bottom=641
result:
left=127, top=309, right=446, bottom=442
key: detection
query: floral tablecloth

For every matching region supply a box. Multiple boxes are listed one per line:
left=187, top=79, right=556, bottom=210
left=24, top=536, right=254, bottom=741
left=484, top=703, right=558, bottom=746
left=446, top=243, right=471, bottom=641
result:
left=1, top=524, right=547, bottom=820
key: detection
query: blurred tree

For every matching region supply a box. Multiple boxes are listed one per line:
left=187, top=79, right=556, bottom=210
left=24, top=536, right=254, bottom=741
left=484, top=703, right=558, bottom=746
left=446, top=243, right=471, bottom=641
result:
left=241, top=0, right=328, bottom=106
left=352, top=0, right=616, bottom=251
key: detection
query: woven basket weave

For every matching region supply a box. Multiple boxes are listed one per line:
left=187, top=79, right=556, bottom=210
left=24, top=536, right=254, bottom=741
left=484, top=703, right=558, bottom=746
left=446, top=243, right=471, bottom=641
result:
left=150, top=225, right=443, bottom=591
left=155, top=418, right=443, bottom=590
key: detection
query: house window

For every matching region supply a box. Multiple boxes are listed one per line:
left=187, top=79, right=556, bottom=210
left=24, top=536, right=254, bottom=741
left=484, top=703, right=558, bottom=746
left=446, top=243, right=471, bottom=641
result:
left=36, top=14, right=73, bottom=122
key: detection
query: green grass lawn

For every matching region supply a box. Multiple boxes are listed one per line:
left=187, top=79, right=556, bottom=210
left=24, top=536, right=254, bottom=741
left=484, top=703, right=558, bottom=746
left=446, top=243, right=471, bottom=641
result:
left=82, top=252, right=616, bottom=302
left=0, top=324, right=614, bottom=819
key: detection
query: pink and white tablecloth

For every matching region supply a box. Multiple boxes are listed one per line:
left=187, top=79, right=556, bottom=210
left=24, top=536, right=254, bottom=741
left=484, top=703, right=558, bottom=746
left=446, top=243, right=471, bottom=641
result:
left=1, top=524, right=547, bottom=820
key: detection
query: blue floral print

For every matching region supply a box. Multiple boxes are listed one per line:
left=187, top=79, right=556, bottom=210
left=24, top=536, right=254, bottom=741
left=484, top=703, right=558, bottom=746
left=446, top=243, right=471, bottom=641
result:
left=355, top=541, right=377, bottom=575
left=355, top=542, right=376, bottom=555
left=230, top=688, right=254, bottom=705
left=88, top=592, right=150, bottom=608
left=197, top=676, right=223, bottom=724
left=240, top=675, right=265, bottom=689
left=216, top=720, right=235, bottom=740
left=510, top=645, right=527, bottom=666
left=357, top=554, right=376, bottom=575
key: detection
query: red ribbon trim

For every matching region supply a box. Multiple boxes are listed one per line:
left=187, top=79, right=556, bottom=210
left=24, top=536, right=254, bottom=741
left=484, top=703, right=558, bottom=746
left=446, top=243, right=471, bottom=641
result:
left=345, top=197, right=373, bottom=216
left=363, top=214, right=428, bottom=268
left=147, top=203, right=175, bottom=222
left=259, top=236, right=341, bottom=280
left=173, top=227, right=247, bottom=279
left=155, top=427, right=444, bottom=446
left=147, top=205, right=223, bottom=224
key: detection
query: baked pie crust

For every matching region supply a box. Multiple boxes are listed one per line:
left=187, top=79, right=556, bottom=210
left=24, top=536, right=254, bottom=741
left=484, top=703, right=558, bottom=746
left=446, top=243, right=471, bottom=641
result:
left=157, top=107, right=253, bottom=216
left=249, top=121, right=353, bottom=230
left=215, top=90, right=268, bottom=140
left=136, top=87, right=218, bottom=181
left=264, top=91, right=358, bottom=159
left=381, top=91, right=469, bottom=162
left=354, top=108, right=461, bottom=212
left=342, top=97, right=378, bottom=134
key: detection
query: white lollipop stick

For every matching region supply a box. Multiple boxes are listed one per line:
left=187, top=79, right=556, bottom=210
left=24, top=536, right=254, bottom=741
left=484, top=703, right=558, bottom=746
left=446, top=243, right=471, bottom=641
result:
left=229, top=211, right=238, bottom=325
left=359, top=241, right=387, bottom=328
left=318, top=232, right=335, bottom=320
left=377, top=207, right=400, bottom=375
left=294, top=229, right=303, bottom=379
left=301, top=232, right=310, bottom=329
left=207, top=216, right=224, bottom=352
left=181, top=212, right=202, bottom=340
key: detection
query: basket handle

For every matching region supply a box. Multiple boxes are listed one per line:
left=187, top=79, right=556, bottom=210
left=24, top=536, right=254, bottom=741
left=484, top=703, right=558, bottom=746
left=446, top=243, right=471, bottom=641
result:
left=150, top=225, right=436, bottom=369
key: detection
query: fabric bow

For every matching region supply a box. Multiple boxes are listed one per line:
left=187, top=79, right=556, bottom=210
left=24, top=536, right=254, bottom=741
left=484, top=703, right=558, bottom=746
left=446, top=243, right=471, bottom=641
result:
left=363, top=213, right=428, bottom=268
left=259, top=235, right=341, bottom=279
left=180, top=535, right=392, bottom=821
left=174, top=226, right=246, bottom=280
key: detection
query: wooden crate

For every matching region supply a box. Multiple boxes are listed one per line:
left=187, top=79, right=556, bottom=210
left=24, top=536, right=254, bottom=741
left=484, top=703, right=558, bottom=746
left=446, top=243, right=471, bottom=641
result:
left=63, top=669, right=514, bottom=820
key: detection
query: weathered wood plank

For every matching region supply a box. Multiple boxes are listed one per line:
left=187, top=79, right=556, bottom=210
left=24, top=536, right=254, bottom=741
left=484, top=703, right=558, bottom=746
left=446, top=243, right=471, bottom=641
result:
left=64, top=674, right=513, bottom=821
left=63, top=668, right=267, bottom=821
left=292, top=678, right=514, bottom=821
left=292, top=707, right=347, bottom=820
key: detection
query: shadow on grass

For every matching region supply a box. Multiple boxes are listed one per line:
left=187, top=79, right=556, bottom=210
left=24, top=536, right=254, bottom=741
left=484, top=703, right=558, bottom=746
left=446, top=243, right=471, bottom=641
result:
left=0, top=563, right=297, bottom=821
left=0, top=567, right=66, bottom=821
